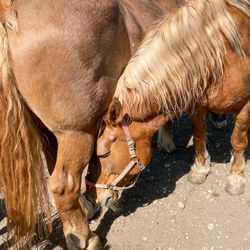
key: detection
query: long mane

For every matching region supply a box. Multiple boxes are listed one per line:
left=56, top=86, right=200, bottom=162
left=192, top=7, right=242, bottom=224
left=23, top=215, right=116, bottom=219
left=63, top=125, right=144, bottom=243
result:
left=115, top=0, right=249, bottom=116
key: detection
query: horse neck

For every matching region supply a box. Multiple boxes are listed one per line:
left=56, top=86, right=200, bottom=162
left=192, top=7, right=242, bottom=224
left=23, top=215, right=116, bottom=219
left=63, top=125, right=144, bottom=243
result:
left=116, top=0, right=247, bottom=124
left=121, top=102, right=170, bottom=137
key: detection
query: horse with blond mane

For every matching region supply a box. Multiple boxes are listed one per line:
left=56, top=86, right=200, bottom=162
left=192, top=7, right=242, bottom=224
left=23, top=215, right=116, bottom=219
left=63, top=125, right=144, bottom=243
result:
left=0, top=0, right=189, bottom=248
left=86, top=0, right=249, bottom=221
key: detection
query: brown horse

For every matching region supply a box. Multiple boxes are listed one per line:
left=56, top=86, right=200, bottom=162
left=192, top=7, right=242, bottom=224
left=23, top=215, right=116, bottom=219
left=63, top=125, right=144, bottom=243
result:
left=0, top=0, right=185, bottom=248
left=86, top=0, right=249, bottom=215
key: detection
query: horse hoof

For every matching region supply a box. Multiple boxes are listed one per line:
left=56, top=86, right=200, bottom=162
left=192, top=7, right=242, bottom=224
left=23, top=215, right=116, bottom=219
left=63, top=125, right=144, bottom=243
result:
left=157, top=128, right=176, bottom=153
left=158, top=142, right=176, bottom=153
left=157, top=138, right=176, bottom=153
left=65, top=232, right=102, bottom=250
left=79, top=194, right=95, bottom=220
left=188, top=152, right=211, bottom=185
left=187, top=170, right=207, bottom=184
left=225, top=174, right=246, bottom=196
left=87, top=232, right=102, bottom=250
left=187, top=161, right=211, bottom=184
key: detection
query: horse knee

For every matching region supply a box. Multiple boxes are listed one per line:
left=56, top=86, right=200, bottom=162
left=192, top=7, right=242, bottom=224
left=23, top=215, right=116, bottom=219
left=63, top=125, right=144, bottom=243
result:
left=231, top=105, right=250, bottom=152
left=50, top=171, right=81, bottom=210
left=231, top=132, right=248, bottom=152
left=49, top=171, right=66, bottom=196
left=50, top=131, right=94, bottom=199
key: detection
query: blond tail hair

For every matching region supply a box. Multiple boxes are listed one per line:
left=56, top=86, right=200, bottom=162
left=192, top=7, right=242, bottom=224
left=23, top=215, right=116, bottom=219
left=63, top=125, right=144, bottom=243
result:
left=0, top=2, right=51, bottom=247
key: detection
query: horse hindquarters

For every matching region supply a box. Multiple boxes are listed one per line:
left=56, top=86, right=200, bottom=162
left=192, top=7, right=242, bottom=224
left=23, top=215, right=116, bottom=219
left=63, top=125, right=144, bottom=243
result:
left=0, top=23, right=51, bottom=245
left=225, top=101, right=250, bottom=195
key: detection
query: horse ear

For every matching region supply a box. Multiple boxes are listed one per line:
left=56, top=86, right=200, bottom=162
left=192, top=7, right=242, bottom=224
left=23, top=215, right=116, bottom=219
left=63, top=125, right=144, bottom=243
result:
left=106, top=98, right=123, bottom=126
left=123, top=113, right=131, bottom=125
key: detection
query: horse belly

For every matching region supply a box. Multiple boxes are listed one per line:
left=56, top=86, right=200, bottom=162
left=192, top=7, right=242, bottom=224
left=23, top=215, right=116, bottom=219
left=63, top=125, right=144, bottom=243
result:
left=205, top=56, right=250, bottom=114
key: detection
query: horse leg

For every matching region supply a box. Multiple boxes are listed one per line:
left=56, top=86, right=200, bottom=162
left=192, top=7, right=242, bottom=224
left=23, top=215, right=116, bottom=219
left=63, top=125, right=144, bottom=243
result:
left=225, top=102, right=250, bottom=196
left=49, top=131, right=101, bottom=250
left=188, top=109, right=211, bottom=184
left=157, top=121, right=176, bottom=153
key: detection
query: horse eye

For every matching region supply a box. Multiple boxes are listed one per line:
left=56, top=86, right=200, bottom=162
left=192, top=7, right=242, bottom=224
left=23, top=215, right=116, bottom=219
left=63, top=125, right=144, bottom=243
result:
left=98, top=151, right=111, bottom=158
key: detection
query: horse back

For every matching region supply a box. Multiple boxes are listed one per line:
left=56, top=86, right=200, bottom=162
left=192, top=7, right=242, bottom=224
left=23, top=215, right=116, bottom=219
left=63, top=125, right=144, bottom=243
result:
left=119, top=0, right=185, bottom=54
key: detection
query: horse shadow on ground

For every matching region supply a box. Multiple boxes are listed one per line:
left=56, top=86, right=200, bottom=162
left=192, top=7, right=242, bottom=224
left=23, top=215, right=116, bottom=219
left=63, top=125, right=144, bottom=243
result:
left=95, top=114, right=194, bottom=249
left=0, top=206, right=67, bottom=250
left=0, top=114, right=249, bottom=249
left=94, top=113, right=250, bottom=249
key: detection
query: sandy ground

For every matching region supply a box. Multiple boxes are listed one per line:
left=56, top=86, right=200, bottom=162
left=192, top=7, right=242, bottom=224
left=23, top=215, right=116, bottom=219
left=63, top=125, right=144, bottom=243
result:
left=0, top=114, right=249, bottom=250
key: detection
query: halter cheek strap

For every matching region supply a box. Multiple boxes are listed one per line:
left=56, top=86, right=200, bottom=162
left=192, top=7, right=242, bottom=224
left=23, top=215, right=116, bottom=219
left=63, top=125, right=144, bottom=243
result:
left=85, top=118, right=145, bottom=191
left=121, top=120, right=137, bottom=159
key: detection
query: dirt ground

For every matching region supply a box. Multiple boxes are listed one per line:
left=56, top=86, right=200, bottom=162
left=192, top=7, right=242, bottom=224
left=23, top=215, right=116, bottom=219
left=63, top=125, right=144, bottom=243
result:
left=0, top=114, right=249, bottom=250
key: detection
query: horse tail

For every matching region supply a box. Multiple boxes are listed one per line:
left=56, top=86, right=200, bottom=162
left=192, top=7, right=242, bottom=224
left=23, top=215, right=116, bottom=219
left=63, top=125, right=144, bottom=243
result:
left=0, top=2, right=51, bottom=247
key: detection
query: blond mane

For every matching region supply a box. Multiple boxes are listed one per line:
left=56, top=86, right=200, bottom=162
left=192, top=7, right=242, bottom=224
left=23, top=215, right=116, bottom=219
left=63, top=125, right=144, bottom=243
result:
left=115, top=0, right=249, bottom=116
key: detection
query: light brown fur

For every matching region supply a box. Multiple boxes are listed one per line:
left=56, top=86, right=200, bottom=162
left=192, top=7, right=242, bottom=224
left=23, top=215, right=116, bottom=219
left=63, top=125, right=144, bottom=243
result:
left=88, top=0, right=249, bottom=209
left=0, top=0, right=184, bottom=248
left=115, top=0, right=247, bottom=118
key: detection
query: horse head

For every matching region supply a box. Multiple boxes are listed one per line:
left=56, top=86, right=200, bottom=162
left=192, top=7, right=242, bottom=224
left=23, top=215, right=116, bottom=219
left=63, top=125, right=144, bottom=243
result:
left=85, top=98, right=167, bottom=214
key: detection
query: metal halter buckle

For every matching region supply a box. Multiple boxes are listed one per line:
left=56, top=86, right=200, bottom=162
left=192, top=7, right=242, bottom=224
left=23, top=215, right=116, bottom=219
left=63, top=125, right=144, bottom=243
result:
left=138, top=162, right=145, bottom=171
left=127, top=138, right=135, bottom=148
left=106, top=183, right=115, bottom=190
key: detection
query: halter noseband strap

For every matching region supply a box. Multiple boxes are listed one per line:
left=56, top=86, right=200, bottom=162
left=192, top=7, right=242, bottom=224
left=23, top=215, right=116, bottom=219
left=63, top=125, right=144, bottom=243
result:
left=85, top=118, right=145, bottom=191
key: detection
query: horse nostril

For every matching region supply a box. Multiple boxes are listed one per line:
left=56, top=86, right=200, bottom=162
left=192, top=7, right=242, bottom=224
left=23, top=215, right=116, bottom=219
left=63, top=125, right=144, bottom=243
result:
left=106, top=196, right=112, bottom=206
